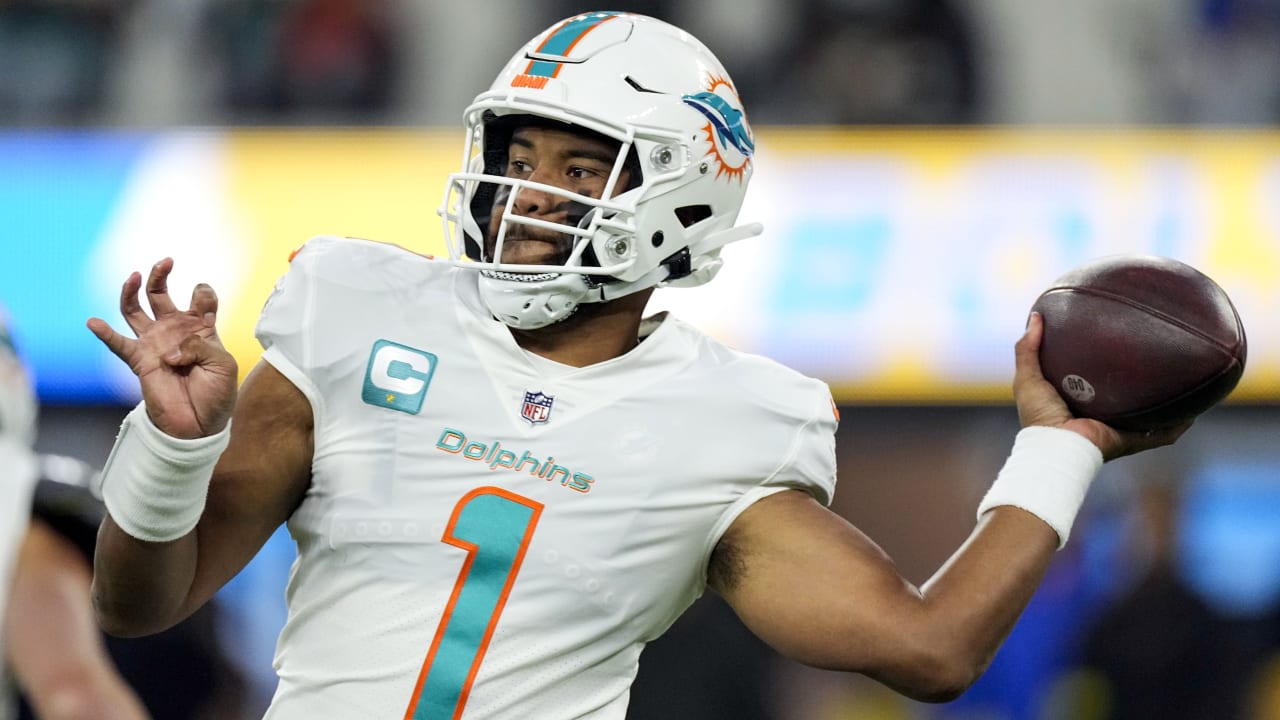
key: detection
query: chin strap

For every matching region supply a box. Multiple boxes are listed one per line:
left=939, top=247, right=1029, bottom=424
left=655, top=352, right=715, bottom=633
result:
left=587, top=222, right=764, bottom=300
left=478, top=271, right=594, bottom=329
left=660, top=222, right=764, bottom=290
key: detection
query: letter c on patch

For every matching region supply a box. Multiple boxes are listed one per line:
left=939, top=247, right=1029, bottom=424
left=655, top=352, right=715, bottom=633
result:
left=373, top=347, right=430, bottom=394
left=362, top=340, right=437, bottom=414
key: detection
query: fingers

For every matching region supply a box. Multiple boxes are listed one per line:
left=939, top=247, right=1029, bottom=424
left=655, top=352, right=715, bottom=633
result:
left=1103, top=418, right=1194, bottom=461
left=119, top=260, right=220, bottom=336
left=165, top=332, right=236, bottom=376
left=118, top=271, right=151, bottom=336
left=101, top=260, right=224, bottom=359
left=1012, top=312, right=1045, bottom=388
left=1012, top=312, right=1076, bottom=429
left=86, top=317, right=134, bottom=364
left=1144, top=419, right=1194, bottom=448
left=145, top=258, right=180, bottom=317
left=164, top=333, right=203, bottom=366
left=119, top=259, right=178, bottom=336
left=189, top=283, right=220, bottom=332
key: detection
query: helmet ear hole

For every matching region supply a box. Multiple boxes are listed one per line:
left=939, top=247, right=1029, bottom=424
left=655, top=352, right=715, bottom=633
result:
left=444, top=12, right=760, bottom=315
left=674, top=204, right=712, bottom=228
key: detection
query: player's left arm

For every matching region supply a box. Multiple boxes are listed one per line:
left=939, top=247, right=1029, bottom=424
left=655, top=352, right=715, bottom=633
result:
left=5, top=518, right=151, bottom=720
left=710, top=314, right=1185, bottom=703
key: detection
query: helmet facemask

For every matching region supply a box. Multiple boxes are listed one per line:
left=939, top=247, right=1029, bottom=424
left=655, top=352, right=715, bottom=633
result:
left=438, top=12, right=763, bottom=329
left=468, top=114, right=644, bottom=277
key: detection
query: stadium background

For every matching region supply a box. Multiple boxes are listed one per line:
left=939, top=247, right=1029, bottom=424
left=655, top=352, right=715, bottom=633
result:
left=4, top=1, right=1280, bottom=718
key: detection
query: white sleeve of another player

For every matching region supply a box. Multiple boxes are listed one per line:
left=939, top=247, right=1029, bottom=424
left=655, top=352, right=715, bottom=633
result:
left=0, top=436, right=38, bottom=646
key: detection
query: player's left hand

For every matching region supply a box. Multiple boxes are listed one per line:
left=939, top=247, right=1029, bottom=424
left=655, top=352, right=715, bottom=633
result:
left=1012, top=312, right=1189, bottom=461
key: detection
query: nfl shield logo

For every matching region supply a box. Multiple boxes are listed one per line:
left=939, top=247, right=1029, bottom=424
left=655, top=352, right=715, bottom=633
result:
left=521, top=391, right=554, bottom=425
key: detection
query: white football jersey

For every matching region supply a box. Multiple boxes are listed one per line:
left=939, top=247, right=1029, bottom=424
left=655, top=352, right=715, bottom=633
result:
left=255, top=236, right=838, bottom=719
left=0, top=436, right=37, bottom=720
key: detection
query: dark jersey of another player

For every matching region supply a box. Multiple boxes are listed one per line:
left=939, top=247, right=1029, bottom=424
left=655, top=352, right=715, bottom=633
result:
left=13, top=455, right=248, bottom=720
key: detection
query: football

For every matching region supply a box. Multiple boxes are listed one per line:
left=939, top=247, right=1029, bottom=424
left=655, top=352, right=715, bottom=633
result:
left=1030, top=254, right=1247, bottom=431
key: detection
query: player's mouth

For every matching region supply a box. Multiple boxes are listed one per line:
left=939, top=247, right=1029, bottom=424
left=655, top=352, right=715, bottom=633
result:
left=487, top=228, right=573, bottom=267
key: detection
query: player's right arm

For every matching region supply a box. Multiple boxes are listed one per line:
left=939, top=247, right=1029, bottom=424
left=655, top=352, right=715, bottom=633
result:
left=709, top=314, right=1189, bottom=702
left=88, top=259, right=312, bottom=637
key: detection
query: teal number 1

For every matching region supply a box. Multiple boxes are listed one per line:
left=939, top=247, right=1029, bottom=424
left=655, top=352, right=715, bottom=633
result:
left=404, top=487, right=543, bottom=720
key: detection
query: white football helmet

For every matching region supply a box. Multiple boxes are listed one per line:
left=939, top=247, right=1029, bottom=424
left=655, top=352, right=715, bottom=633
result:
left=0, top=308, right=37, bottom=447
left=439, top=12, right=763, bottom=329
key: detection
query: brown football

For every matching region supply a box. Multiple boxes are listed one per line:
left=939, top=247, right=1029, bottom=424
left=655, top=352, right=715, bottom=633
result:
left=1030, top=255, right=1247, bottom=431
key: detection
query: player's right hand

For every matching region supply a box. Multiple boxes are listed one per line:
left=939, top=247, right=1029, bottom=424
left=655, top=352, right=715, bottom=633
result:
left=87, top=258, right=239, bottom=440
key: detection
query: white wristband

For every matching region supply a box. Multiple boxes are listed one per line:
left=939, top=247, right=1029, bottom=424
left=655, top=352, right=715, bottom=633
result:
left=100, top=402, right=231, bottom=543
left=977, top=426, right=1103, bottom=549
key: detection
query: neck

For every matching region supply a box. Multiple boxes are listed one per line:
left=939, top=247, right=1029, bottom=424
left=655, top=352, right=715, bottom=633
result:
left=509, top=289, right=654, bottom=367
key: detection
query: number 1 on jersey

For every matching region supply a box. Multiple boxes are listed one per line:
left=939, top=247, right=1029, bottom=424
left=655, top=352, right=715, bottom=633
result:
left=404, top=487, right=543, bottom=720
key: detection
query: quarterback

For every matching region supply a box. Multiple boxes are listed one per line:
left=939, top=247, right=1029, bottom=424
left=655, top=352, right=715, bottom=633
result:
left=88, top=12, right=1184, bottom=719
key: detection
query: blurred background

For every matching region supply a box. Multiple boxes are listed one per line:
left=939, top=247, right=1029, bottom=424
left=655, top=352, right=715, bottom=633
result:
left=3, top=0, right=1280, bottom=718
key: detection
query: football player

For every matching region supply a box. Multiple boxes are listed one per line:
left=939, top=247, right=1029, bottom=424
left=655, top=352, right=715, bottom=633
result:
left=0, top=312, right=150, bottom=720
left=87, top=11, right=1185, bottom=719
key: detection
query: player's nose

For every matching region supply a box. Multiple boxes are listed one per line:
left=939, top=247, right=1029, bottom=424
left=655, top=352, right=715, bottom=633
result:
left=512, top=168, right=569, bottom=217
left=512, top=185, right=549, bottom=215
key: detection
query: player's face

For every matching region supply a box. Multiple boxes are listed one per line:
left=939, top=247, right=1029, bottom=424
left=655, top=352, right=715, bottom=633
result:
left=486, top=126, right=630, bottom=266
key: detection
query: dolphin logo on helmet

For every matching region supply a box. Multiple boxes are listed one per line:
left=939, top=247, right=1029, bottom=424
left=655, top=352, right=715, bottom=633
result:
left=681, top=91, right=755, bottom=158
left=439, top=13, right=764, bottom=329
